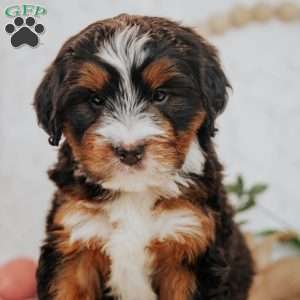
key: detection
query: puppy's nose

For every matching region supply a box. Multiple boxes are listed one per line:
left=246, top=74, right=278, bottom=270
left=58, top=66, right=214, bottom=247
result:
left=114, top=145, right=145, bottom=166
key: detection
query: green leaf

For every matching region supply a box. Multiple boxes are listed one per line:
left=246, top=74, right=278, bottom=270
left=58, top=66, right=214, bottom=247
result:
left=236, top=175, right=244, bottom=197
left=288, top=237, right=300, bottom=250
left=248, top=184, right=268, bottom=195
left=235, top=196, right=256, bottom=213
left=226, top=175, right=245, bottom=198
left=237, top=219, right=248, bottom=226
left=228, top=176, right=268, bottom=214
left=226, top=184, right=240, bottom=194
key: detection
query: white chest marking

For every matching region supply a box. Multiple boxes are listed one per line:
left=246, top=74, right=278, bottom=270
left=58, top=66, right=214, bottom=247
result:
left=63, top=193, right=203, bottom=300
left=102, top=192, right=157, bottom=300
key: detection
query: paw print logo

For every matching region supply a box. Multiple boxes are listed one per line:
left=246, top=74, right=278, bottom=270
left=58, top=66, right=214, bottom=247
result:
left=5, top=16, right=45, bottom=48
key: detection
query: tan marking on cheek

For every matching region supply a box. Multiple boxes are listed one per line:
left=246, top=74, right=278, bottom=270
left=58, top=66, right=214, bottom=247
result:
left=50, top=250, right=110, bottom=300
left=63, top=125, right=83, bottom=161
left=64, top=125, right=116, bottom=180
left=144, top=109, right=206, bottom=170
left=143, top=57, right=179, bottom=89
left=80, top=131, right=115, bottom=177
left=78, top=62, right=109, bottom=91
left=145, top=111, right=181, bottom=168
left=147, top=137, right=179, bottom=168
left=176, top=112, right=206, bottom=160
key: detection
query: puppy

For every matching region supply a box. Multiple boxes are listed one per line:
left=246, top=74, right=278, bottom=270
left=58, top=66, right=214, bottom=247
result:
left=34, top=14, right=254, bottom=300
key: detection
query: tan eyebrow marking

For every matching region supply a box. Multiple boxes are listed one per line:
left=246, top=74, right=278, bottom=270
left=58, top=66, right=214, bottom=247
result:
left=142, top=57, right=179, bottom=89
left=78, top=62, right=109, bottom=90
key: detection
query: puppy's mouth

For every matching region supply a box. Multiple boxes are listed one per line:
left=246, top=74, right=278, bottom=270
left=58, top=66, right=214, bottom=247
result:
left=117, top=161, right=145, bottom=174
left=99, top=144, right=179, bottom=193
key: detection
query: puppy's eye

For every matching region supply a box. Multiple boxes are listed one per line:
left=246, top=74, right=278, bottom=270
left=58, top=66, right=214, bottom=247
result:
left=152, top=90, right=168, bottom=104
left=90, top=96, right=104, bottom=107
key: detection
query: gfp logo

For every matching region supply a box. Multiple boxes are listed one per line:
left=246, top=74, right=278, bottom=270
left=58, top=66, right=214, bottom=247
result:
left=4, top=5, right=47, bottom=48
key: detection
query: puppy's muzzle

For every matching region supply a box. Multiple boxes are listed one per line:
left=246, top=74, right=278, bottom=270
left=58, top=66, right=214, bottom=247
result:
left=113, top=144, right=145, bottom=166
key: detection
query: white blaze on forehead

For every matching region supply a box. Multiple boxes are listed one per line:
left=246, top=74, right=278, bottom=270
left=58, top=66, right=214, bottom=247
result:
left=96, top=26, right=160, bottom=145
left=98, top=25, right=149, bottom=79
left=97, top=26, right=149, bottom=112
left=182, top=138, right=205, bottom=176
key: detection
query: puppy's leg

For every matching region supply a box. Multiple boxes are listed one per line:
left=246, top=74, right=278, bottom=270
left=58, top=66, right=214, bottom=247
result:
left=150, top=240, right=197, bottom=300
left=151, top=199, right=215, bottom=300
left=37, top=243, right=109, bottom=300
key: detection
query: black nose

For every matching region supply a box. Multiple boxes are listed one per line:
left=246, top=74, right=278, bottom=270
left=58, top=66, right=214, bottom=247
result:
left=114, top=145, right=145, bottom=166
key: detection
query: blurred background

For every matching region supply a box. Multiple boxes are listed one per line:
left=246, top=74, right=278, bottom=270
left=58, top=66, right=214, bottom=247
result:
left=0, top=0, right=299, bottom=265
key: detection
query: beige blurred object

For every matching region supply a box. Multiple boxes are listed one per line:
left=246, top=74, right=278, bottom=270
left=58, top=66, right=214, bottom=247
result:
left=247, top=231, right=299, bottom=271
left=252, top=3, right=274, bottom=22
left=245, top=232, right=300, bottom=300
left=276, top=2, right=300, bottom=21
left=206, top=14, right=231, bottom=35
left=230, top=5, right=253, bottom=27
left=249, top=257, right=300, bottom=300
left=198, top=1, right=300, bottom=36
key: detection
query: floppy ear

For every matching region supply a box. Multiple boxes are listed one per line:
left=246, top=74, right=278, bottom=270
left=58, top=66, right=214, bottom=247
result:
left=199, top=43, right=231, bottom=136
left=34, top=61, right=66, bottom=146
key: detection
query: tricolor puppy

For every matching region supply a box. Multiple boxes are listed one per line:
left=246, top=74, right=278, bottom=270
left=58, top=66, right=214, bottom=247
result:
left=35, top=14, right=253, bottom=300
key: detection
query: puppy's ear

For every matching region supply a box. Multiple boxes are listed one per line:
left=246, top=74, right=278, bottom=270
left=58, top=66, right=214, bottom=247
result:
left=34, top=61, right=66, bottom=146
left=199, top=42, right=231, bottom=136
